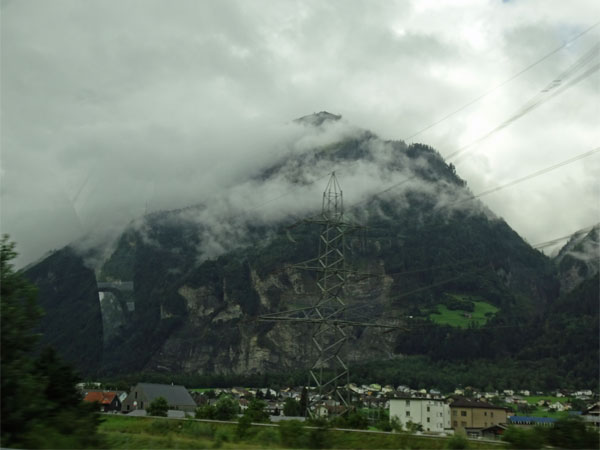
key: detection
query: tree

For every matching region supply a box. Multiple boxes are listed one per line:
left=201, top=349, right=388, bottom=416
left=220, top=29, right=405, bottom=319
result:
left=545, top=416, right=599, bottom=449
left=283, top=398, right=301, bottom=416
left=147, top=396, right=168, bottom=417
left=214, top=396, right=238, bottom=421
left=243, top=398, right=270, bottom=423
left=299, top=386, right=308, bottom=417
left=195, top=404, right=216, bottom=419
left=502, top=426, right=543, bottom=449
left=0, top=236, right=102, bottom=448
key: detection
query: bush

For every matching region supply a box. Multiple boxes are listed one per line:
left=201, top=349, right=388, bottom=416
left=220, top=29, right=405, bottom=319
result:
left=545, top=416, right=599, bottom=449
left=214, top=397, right=238, bottom=421
left=502, top=426, right=543, bottom=449
left=235, top=414, right=253, bottom=440
left=279, top=420, right=307, bottom=448
left=446, top=432, right=469, bottom=449
left=196, top=404, right=216, bottom=419
left=283, top=398, right=301, bottom=416
left=147, top=396, right=168, bottom=417
left=308, top=425, right=331, bottom=449
left=253, top=427, right=280, bottom=446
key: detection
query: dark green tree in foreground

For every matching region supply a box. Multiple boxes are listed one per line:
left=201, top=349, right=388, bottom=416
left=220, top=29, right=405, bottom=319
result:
left=147, top=396, right=169, bottom=417
left=0, top=236, right=102, bottom=448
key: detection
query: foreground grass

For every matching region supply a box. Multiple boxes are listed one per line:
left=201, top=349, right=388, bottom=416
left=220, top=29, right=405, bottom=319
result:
left=99, top=415, right=506, bottom=449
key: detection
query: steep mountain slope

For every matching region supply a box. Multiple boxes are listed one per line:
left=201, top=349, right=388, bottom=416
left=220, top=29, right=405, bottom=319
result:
left=24, top=247, right=103, bottom=373
left=24, top=114, right=581, bottom=382
left=554, top=225, right=599, bottom=293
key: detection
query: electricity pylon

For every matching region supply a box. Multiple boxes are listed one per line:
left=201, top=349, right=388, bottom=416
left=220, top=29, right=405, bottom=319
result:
left=259, top=172, right=371, bottom=417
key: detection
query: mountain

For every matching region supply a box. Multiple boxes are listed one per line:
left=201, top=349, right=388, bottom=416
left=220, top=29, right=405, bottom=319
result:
left=23, top=113, right=597, bottom=388
left=554, top=225, right=599, bottom=293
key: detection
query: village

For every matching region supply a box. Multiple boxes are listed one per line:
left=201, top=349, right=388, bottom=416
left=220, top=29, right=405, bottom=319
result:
left=79, top=381, right=600, bottom=440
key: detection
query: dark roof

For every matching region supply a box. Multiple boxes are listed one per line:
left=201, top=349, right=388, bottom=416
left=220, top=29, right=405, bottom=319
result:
left=391, top=396, right=447, bottom=402
left=450, top=397, right=506, bottom=410
left=137, top=383, right=196, bottom=407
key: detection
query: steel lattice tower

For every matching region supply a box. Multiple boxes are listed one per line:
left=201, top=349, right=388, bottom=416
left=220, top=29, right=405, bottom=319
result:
left=307, top=172, right=350, bottom=411
left=259, top=172, right=363, bottom=417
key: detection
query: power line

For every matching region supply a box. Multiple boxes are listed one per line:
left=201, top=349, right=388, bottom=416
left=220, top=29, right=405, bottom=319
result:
left=531, top=224, right=598, bottom=249
left=445, top=147, right=600, bottom=207
left=403, top=21, right=600, bottom=141
left=446, top=42, right=600, bottom=161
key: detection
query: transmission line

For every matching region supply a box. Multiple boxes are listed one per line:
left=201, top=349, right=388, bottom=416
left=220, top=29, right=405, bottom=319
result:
left=403, top=21, right=600, bottom=141
left=446, top=42, right=600, bottom=161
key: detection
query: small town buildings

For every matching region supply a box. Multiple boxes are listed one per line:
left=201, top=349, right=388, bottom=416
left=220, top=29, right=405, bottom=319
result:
left=389, top=397, right=451, bottom=432
left=83, top=391, right=122, bottom=412
left=508, top=416, right=556, bottom=427
left=449, top=397, right=507, bottom=432
left=121, top=383, right=196, bottom=413
left=583, top=402, right=600, bottom=427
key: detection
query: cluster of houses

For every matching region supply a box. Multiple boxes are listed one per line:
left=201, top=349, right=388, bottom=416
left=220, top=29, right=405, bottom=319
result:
left=79, top=382, right=599, bottom=438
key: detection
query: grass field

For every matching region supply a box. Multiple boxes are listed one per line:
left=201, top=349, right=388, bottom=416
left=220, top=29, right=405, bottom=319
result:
left=524, top=396, right=569, bottom=405
left=429, top=298, right=499, bottom=328
left=98, top=415, right=506, bottom=449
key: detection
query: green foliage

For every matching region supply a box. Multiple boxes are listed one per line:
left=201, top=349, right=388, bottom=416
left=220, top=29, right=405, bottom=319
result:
left=235, top=414, right=253, bottom=440
left=214, top=396, right=238, bottom=421
left=278, top=419, right=307, bottom=448
left=502, top=426, right=544, bottom=449
left=0, top=236, right=102, bottom=448
left=308, top=424, right=332, bottom=449
left=545, top=416, right=599, bottom=449
left=328, top=410, right=369, bottom=430
left=251, top=427, right=279, bottom=446
left=503, top=417, right=599, bottom=449
left=283, top=397, right=302, bottom=416
left=147, top=396, right=168, bottom=417
left=196, top=404, right=216, bottom=420
left=243, top=398, right=270, bottom=423
left=446, top=432, right=470, bottom=449
left=428, top=300, right=498, bottom=328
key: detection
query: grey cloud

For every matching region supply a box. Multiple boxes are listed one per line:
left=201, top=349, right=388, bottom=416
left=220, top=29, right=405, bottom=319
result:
left=1, top=0, right=598, bottom=266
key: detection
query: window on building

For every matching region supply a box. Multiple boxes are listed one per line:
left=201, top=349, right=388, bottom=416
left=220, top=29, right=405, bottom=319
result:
left=491, top=412, right=494, bottom=417
left=461, top=421, right=467, bottom=427
left=135, top=392, right=138, bottom=399
left=406, top=400, right=410, bottom=406
left=461, top=411, right=467, bottom=417
left=141, top=401, right=144, bottom=409
left=484, top=411, right=487, bottom=416
left=427, top=417, right=430, bottom=423
left=453, top=421, right=457, bottom=427
left=406, top=411, right=410, bottom=417
left=427, top=406, right=430, bottom=412
left=127, top=405, right=130, bottom=411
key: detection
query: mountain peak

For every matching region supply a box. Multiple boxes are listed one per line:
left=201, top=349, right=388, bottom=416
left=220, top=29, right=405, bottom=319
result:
left=294, top=111, right=342, bottom=126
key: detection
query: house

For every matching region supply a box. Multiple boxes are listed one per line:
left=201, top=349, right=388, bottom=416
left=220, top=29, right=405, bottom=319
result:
left=389, top=397, right=451, bottom=432
left=583, top=402, right=600, bottom=427
left=83, top=391, right=122, bottom=412
left=121, top=383, right=197, bottom=413
left=449, top=397, right=507, bottom=431
left=480, top=424, right=507, bottom=439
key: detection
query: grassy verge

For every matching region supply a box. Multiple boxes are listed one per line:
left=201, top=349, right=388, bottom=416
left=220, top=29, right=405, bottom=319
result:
left=99, top=415, right=506, bottom=449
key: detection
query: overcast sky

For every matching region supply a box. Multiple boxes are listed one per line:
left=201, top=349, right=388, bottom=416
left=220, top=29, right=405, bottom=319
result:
left=1, top=0, right=599, bottom=267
